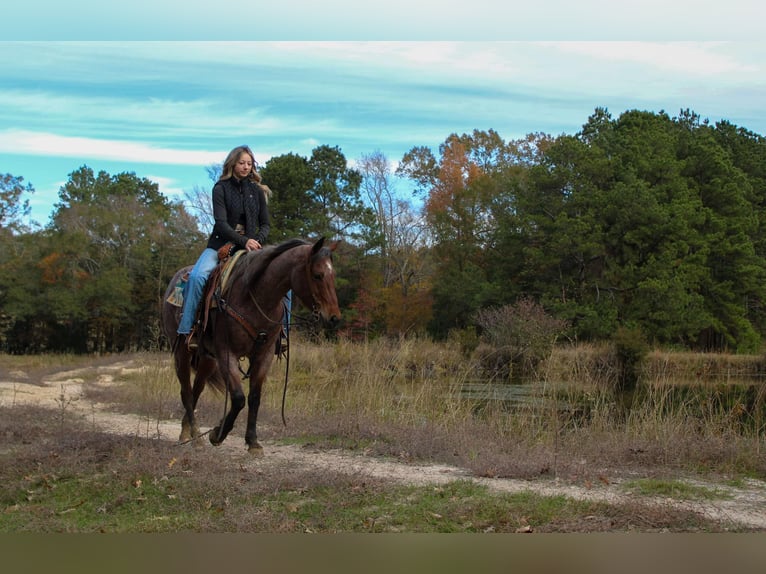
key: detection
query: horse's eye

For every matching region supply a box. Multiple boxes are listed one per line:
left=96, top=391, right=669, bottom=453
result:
left=313, top=273, right=323, bottom=280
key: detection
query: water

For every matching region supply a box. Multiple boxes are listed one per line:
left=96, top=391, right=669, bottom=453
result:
left=456, top=376, right=766, bottom=433
left=457, top=380, right=548, bottom=406
left=455, top=379, right=588, bottom=416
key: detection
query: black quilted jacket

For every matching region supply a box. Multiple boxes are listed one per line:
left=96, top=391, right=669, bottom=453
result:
left=206, top=176, right=270, bottom=250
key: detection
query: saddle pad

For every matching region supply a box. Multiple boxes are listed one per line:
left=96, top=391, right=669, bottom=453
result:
left=166, top=271, right=191, bottom=307
left=165, top=250, right=244, bottom=309
left=219, top=249, right=247, bottom=295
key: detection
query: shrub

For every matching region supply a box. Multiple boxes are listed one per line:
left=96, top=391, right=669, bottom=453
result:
left=613, top=325, right=649, bottom=393
left=448, top=326, right=480, bottom=358
left=473, top=298, right=569, bottom=380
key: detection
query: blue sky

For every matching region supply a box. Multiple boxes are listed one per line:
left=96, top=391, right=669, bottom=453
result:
left=1, top=1, right=764, bottom=226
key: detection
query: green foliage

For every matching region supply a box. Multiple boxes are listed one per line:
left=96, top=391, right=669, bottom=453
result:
left=0, top=166, right=199, bottom=352
left=4, top=108, right=766, bottom=352
left=510, top=109, right=766, bottom=351
left=623, top=479, right=730, bottom=501
left=259, top=145, right=375, bottom=245
left=0, top=173, right=34, bottom=233
left=259, top=152, right=316, bottom=241
left=308, top=145, right=378, bottom=245
left=392, top=113, right=766, bottom=350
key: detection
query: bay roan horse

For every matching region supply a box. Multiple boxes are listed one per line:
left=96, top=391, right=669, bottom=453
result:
left=161, top=237, right=341, bottom=455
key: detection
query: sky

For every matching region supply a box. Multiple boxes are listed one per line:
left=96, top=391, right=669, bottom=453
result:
left=1, top=1, right=764, bottom=226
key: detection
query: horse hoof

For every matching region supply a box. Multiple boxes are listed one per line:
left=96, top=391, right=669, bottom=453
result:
left=209, top=427, right=223, bottom=446
left=179, top=425, right=202, bottom=444
left=248, top=442, right=264, bottom=457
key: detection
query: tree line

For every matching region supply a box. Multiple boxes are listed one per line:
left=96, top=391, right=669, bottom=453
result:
left=1, top=108, right=765, bottom=353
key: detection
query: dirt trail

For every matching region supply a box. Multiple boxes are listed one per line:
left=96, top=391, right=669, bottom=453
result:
left=2, top=358, right=765, bottom=530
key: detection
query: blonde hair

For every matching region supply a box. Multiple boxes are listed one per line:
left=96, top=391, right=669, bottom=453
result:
left=220, top=145, right=262, bottom=184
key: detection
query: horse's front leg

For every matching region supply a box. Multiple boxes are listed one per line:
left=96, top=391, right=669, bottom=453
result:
left=245, top=359, right=272, bottom=456
left=209, top=355, right=246, bottom=446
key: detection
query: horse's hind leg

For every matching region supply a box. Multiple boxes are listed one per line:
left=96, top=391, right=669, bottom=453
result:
left=178, top=350, right=213, bottom=445
left=176, top=348, right=196, bottom=443
left=187, top=356, right=217, bottom=444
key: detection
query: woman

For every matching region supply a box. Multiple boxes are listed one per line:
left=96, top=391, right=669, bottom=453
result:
left=177, top=145, right=270, bottom=348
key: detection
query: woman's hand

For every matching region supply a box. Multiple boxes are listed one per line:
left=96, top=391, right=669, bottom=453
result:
left=245, top=238, right=262, bottom=251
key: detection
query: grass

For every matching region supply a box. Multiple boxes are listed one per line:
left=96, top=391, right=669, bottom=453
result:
left=265, top=337, right=766, bottom=480
left=0, top=406, right=725, bottom=532
left=621, top=479, right=731, bottom=501
left=1, top=342, right=765, bottom=532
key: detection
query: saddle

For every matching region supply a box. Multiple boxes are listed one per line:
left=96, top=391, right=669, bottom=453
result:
left=204, top=243, right=289, bottom=355
left=168, top=242, right=286, bottom=354
left=199, top=244, right=246, bottom=331
left=166, top=243, right=243, bottom=310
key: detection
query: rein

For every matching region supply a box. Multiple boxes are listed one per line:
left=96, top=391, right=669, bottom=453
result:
left=204, top=243, right=322, bottom=430
left=215, top=290, right=294, bottom=427
left=247, top=287, right=321, bottom=327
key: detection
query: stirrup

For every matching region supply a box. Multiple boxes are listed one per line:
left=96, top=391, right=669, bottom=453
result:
left=185, top=328, right=199, bottom=350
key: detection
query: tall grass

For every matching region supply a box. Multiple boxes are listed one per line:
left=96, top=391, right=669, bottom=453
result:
left=269, top=337, right=766, bottom=477
left=25, top=338, right=763, bottom=479
left=272, top=336, right=476, bottom=431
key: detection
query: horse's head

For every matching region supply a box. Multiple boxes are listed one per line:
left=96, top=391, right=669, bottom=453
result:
left=298, top=237, right=341, bottom=327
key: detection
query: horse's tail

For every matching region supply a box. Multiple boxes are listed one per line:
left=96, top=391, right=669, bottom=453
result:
left=205, top=362, right=227, bottom=394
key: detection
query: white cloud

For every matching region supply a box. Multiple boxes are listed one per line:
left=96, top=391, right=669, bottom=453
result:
left=145, top=174, right=185, bottom=198
left=547, top=41, right=759, bottom=77
left=0, top=130, right=223, bottom=165
left=0, top=88, right=287, bottom=138
left=3, top=1, right=763, bottom=40
left=266, top=42, right=522, bottom=81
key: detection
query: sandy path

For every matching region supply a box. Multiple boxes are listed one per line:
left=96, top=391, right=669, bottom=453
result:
left=2, top=359, right=765, bottom=530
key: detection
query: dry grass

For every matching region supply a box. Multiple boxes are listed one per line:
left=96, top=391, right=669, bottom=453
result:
left=258, top=337, right=766, bottom=481
left=14, top=340, right=761, bottom=482
left=2, top=342, right=764, bottom=532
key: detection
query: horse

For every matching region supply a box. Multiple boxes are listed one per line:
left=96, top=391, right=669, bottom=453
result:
left=161, top=237, right=341, bottom=455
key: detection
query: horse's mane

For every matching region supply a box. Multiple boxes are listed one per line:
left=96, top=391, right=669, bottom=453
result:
left=228, top=238, right=310, bottom=288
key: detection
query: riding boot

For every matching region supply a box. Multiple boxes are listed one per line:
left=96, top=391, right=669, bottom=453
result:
left=275, top=329, right=288, bottom=356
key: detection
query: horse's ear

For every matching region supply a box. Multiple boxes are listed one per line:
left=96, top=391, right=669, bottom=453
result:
left=312, top=236, right=339, bottom=254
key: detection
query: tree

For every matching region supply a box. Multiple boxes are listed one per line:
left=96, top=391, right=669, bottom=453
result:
left=398, top=131, right=522, bottom=336
left=260, top=146, right=378, bottom=247
left=396, top=145, right=439, bottom=200
left=308, top=145, right=377, bottom=245
left=710, top=120, right=766, bottom=337
left=517, top=108, right=766, bottom=351
left=0, top=173, right=34, bottom=233
left=357, top=150, right=433, bottom=335
left=31, top=166, right=201, bottom=352
left=183, top=184, right=214, bottom=232
left=0, top=175, right=44, bottom=350
left=260, top=152, right=317, bottom=241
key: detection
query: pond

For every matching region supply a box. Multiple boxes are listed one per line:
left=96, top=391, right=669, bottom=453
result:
left=454, top=379, right=585, bottom=413
left=455, top=376, right=766, bottom=433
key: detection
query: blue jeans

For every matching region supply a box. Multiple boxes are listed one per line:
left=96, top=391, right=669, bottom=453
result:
left=283, top=290, right=292, bottom=334
left=178, top=248, right=219, bottom=335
